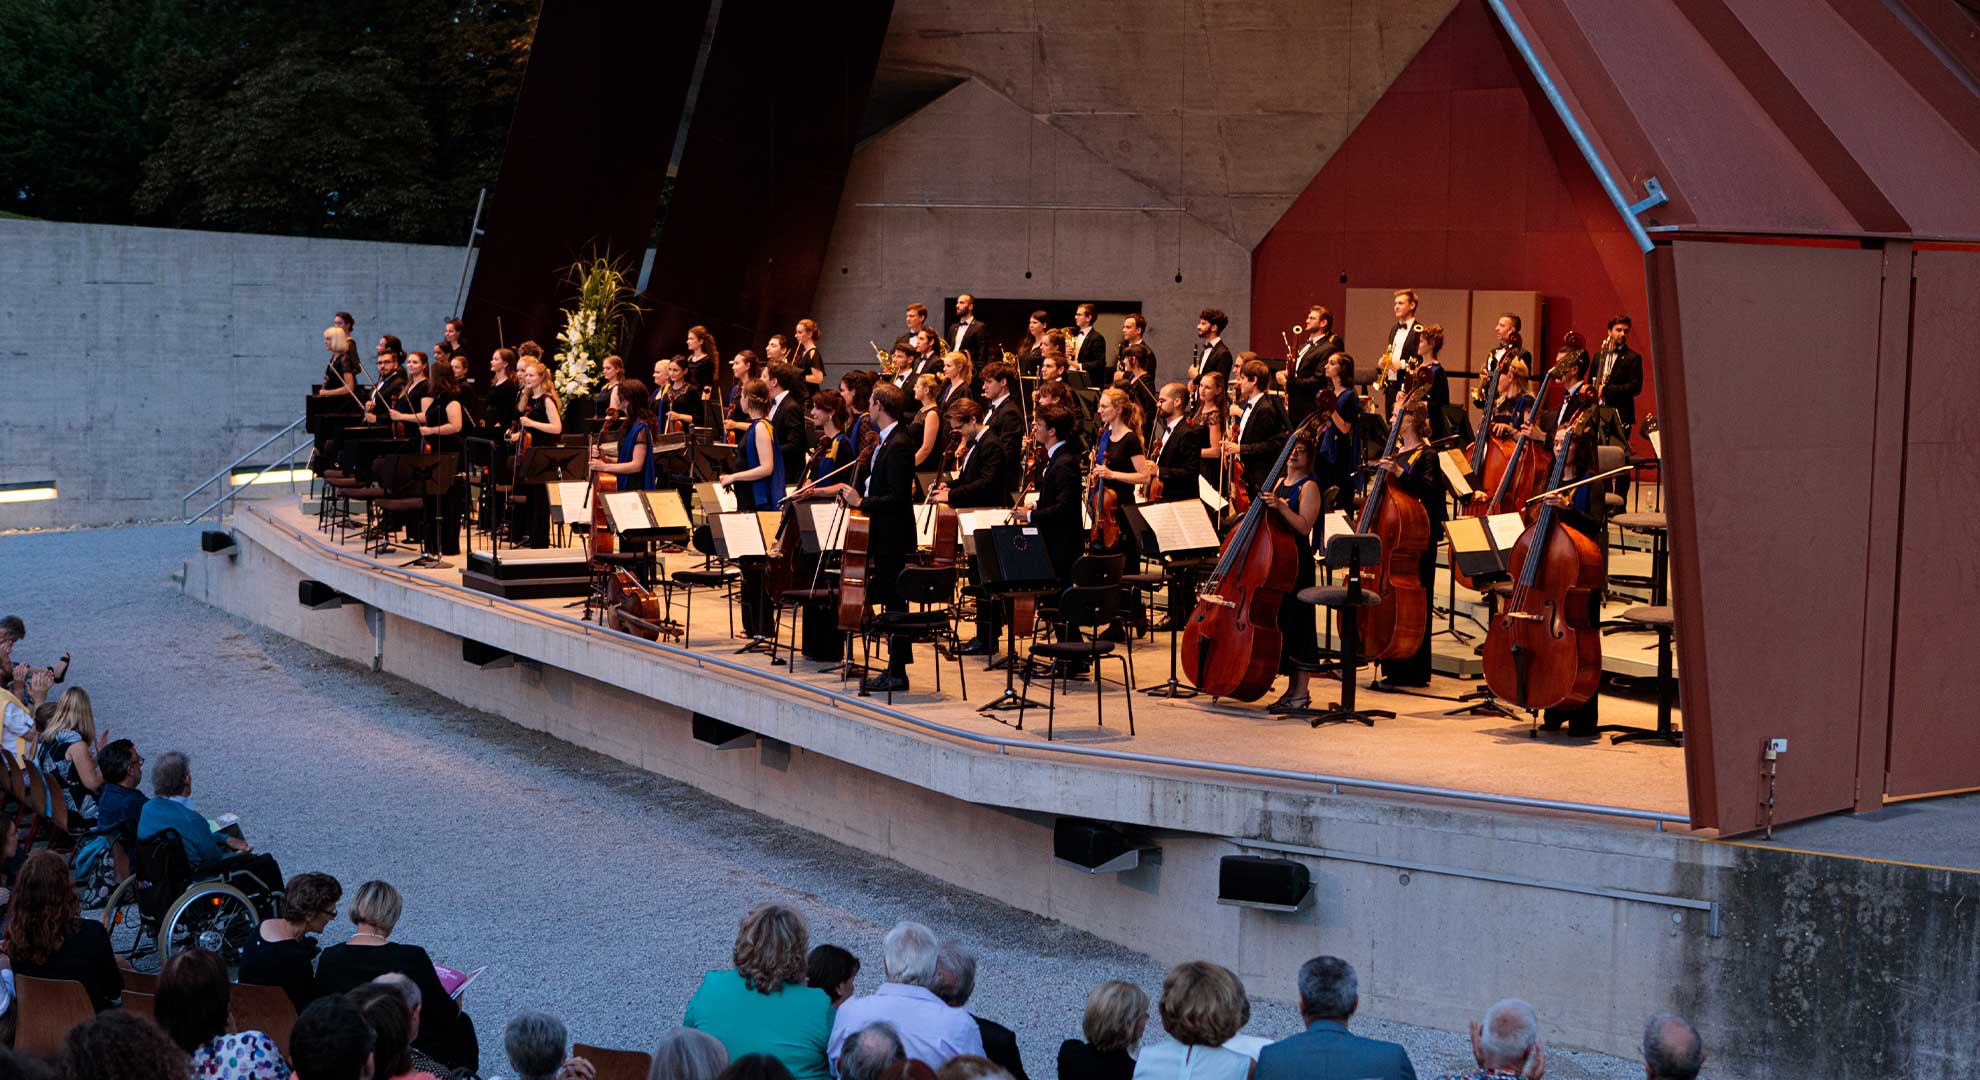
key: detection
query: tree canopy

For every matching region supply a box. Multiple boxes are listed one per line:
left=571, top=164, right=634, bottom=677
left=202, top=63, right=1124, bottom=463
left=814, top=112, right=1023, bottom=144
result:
left=0, top=0, right=536, bottom=243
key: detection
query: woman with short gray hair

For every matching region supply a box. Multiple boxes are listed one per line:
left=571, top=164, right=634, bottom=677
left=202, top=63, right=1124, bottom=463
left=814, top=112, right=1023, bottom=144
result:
left=684, top=903, right=836, bottom=1080
left=651, top=1028, right=730, bottom=1080
left=505, top=1010, right=577, bottom=1080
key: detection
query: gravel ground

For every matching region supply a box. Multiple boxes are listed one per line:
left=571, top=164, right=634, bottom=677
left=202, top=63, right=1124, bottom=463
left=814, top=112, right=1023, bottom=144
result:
left=0, top=522, right=1650, bottom=1079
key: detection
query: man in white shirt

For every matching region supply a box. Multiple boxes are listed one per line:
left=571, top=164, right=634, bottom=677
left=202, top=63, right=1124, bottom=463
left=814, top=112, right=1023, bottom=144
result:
left=1382, top=290, right=1422, bottom=410
left=828, top=922, right=984, bottom=1074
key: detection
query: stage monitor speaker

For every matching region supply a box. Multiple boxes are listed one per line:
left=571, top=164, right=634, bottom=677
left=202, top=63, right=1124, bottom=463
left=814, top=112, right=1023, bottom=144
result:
left=461, top=639, right=514, bottom=669
left=1053, top=819, right=1153, bottom=874
left=200, top=530, right=236, bottom=554
left=1217, top=855, right=1312, bottom=912
left=692, top=712, right=756, bottom=751
left=297, top=580, right=349, bottom=610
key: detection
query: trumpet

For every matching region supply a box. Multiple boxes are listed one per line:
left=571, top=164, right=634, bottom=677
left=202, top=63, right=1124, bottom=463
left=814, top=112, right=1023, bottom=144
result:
left=870, top=339, right=894, bottom=377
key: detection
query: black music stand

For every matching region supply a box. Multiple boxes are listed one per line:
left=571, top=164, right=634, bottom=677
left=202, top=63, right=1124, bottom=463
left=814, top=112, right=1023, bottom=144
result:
left=974, top=525, right=1056, bottom=716
left=1122, top=502, right=1220, bottom=699
left=1294, top=533, right=1395, bottom=728
left=392, top=453, right=459, bottom=569
left=1443, top=515, right=1520, bottom=719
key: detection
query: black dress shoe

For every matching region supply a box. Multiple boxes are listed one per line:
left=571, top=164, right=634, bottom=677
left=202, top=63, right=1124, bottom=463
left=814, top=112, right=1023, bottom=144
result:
left=862, top=673, right=910, bottom=694
left=953, top=639, right=997, bottom=657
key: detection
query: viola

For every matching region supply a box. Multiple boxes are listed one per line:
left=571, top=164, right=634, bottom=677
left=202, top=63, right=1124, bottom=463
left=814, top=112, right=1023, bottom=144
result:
left=1181, top=411, right=1325, bottom=701
left=1340, top=368, right=1435, bottom=661
left=1482, top=384, right=1603, bottom=711
left=1088, top=462, right=1121, bottom=551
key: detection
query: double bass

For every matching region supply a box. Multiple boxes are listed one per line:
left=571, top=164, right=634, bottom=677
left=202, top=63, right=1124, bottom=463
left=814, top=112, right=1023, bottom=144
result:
left=1181, top=412, right=1324, bottom=701
left=1477, top=360, right=1567, bottom=525
left=1481, top=384, right=1603, bottom=711
left=1340, top=368, right=1435, bottom=661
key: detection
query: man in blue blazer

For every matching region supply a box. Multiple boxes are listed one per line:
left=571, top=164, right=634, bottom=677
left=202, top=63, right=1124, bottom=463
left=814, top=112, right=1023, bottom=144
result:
left=1255, top=956, right=1417, bottom=1080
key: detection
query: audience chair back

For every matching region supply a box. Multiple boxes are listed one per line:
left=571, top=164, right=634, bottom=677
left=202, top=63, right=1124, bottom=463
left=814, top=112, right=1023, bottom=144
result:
left=229, top=980, right=299, bottom=1057
left=121, top=989, right=157, bottom=1019
left=15, top=974, right=96, bottom=1058
left=120, top=968, right=160, bottom=995
left=573, top=1043, right=654, bottom=1080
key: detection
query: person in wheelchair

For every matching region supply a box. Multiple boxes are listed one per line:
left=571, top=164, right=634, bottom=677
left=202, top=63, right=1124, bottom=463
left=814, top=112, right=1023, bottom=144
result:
left=135, top=751, right=283, bottom=901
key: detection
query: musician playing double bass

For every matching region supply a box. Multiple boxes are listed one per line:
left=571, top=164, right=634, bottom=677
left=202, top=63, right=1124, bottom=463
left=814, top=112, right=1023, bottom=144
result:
left=1369, top=399, right=1445, bottom=690
left=1523, top=347, right=1604, bottom=736
left=1260, top=429, right=1326, bottom=713
left=813, top=383, right=919, bottom=695
left=928, top=397, right=1011, bottom=656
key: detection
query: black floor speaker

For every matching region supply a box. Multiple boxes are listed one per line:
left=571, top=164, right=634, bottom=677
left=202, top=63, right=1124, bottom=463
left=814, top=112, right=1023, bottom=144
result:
left=1218, top=855, right=1312, bottom=910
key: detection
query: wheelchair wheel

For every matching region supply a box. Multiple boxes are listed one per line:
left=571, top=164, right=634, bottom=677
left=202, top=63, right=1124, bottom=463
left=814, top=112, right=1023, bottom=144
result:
left=99, top=875, right=160, bottom=974
left=160, top=881, right=260, bottom=974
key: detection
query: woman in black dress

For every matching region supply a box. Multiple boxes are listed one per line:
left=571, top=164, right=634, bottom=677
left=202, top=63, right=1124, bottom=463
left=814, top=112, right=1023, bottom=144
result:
left=685, top=325, right=721, bottom=396
left=1089, top=387, right=1153, bottom=578
left=794, top=318, right=824, bottom=402
left=316, top=879, right=478, bottom=1072
left=385, top=351, right=431, bottom=446
left=910, top=373, right=946, bottom=470
left=1374, top=400, right=1445, bottom=689
left=1262, top=433, right=1325, bottom=712
left=416, top=362, right=468, bottom=557
left=509, top=357, right=564, bottom=548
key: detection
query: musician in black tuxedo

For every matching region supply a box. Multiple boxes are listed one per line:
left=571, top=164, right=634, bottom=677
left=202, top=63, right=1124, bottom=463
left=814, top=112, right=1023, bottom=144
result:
left=1071, top=303, right=1108, bottom=387
left=978, top=361, right=1026, bottom=497
left=1596, top=314, right=1644, bottom=436
left=929, top=398, right=1012, bottom=653
left=1188, top=308, right=1234, bottom=385
left=1016, top=404, right=1087, bottom=583
left=1380, top=289, right=1424, bottom=410
left=948, top=293, right=992, bottom=368
left=1118, top=313, right=1156, bottom=382
left=1150, top=382, right=1210, bottom=627
left=766, top=362, right=811, bottom=479
left=819, top=382, right=919, bottom=694
left=1224, top=357, right=1288, bottom=497
left=1285, top=304, right=1343, bottom=423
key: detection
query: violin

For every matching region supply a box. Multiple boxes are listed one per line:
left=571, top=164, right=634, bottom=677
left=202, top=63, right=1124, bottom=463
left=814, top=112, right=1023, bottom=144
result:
left=1088, top=435, right=1122, bottom=551
left=1341, top=366, right=1435, bottom=662
left=1482, top=383, right=1603, bottom=711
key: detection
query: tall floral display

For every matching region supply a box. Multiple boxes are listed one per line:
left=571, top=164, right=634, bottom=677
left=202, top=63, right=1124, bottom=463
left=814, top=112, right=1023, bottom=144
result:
left=552, top=255, right=641, bottom=407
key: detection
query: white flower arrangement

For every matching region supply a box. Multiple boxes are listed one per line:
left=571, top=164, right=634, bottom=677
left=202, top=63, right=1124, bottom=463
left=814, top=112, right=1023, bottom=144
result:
left=549, top=256, right=640, bottom=407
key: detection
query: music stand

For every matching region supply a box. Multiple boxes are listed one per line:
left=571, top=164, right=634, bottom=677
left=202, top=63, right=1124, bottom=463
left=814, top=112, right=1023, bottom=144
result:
left=1294, top=533, right=1396, bottom=728
left=710, top=511, right=775, bottom=655
left=974, top=524, right=1057, bottom=716
left=692, top=443, right=737, bottom=485
left=1123, top=501, right=1221, bottom=699
left=391, top=453, right=459, bottom=569
left=1441, top=515, right=1520, bottom=719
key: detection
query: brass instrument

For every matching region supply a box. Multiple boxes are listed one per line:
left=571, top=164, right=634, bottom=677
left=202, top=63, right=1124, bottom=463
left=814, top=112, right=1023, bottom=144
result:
left=871, top=339, right=894, bottom=378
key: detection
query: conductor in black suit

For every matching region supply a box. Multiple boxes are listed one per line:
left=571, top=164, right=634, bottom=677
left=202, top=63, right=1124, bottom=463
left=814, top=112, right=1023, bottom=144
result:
left=821, top=382, right=918, bottom=694
left=1188, top=308, right=1234, bottom=385
left=766, top=362, right=811, bottom=479
left=1284, top=304, right=1342, bottom=423
left=930, top=397, right=1012, bottom=654
left=948, top=293, right=992, bottom=368
left=1224, top=357, right=1287, bottom=497
left=1071, top=303, right=1108, bottom=388
left=1596, top=314, right=1644, bottom=437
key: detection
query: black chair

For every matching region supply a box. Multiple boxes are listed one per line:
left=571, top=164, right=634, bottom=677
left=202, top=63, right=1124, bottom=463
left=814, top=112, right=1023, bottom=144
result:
left=863, top=566, right=965, bottom=704
left=1604, top=510, right=1669, bottom=633
left=1610, top=605, right=1682, bottom=746
left=1017, top=582, right=1136, bottom=741
left=665, top=525, right=739, bottom=643
left=1296, top=533, right=1394, bottom=728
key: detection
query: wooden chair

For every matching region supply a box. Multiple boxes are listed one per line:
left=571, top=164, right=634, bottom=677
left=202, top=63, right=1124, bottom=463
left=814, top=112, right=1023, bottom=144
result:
left=15, top=974, right=96, bottom=1058
left=120, top=990, right=156, bottom=1019
left=118, top=965, right=160, bottom=995
left=573, top=1043, right=654, bottom=1080
left=229, top=981, right=299, bottom=1058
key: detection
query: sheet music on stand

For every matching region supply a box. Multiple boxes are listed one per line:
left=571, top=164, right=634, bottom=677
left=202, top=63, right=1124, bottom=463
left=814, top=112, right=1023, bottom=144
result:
left=1437, top=449, right=1476, bottom=498
left=1134, top=500, right=1220, bottom=555
left=1446, top=511, right=1527, bottom=582
left=1485, top=511, right=1525, bottom=553
left=756, top=511, right=784, bottom=549
left=1647, top=429, right=1663, bottom=461
left=1198, top=476, right=1228, bottom=512
left=799, top=501, right=848, bottom=552
left=549, top=482, right=592, bottom=525
left=956, top=509, right=1011, bottom=541
left=1321, top=511, right=1357, bottom=547
left=709, top=511, right=769, bottom=559
left=915, top=505, right=939, bottom=549
left=1017, top=491, right=1094, bottom=530
left=695, top=481, right=738, bottom=515
left=603, top=490, right=691, bottom=540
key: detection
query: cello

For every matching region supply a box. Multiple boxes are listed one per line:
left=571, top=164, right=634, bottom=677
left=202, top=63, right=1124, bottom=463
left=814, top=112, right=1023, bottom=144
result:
left=1481, top=384, right=1603, bottom=711
left=1477, top=359, right=1566, bottom=525
left=1181, top=412, right=1324, bottom=701
left=1341, top=367, right=1435, bottom=661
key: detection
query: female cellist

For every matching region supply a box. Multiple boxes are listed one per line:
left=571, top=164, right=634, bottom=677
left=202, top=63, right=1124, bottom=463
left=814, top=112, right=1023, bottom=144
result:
left=1314, top=352, right=1361, bottom=511
left=910, top=373, right=946, bottom=469
left=808, top=390, right=857, bottom=484
left=716, top=379, right=784, bottom=640
left=412, top=361, right=467, bottom=558
left=590, top=379, right=658, bottom=492
left=510, top=356, right=563, bottom=548
left=1370, top=399, right=1445, bottom=689
left=1260, top=431, right=1325, bottom=712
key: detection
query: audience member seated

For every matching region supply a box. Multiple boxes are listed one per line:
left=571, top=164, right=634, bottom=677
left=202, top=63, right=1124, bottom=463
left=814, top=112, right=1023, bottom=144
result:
left=718, top=1054, right=800, bottom=1080
left=0, top=1047, right=56, bottom=1080
left=369, top=973, right=455, bottom=1079
left=807, top=944, right=861, bottom=1007
left=933, top=1057, right=1011, bottom=1080
left=1642, top=1013, right=1704, bottom=1080
left=350, top=982, right=440, bottom=1080
left=650, top=1028, right=731, bottom=1080
left=828, top=923, right=984, bottom=1073
left=92, top=739, right=146, bottom=844
left=834, top=1023, right=905, bottom=1080
left=1058, top=981, right=1147, bottom=1080
left=4, top=851, right=122, bottom=1011
left=1431, top=999, right=1542, bottom=1080
left=1133, top=962, right=1253, bottom=1080
left=503, top=1010, right=592, bottom=1080
left=58, top=1010, right=189, bottom=1080
left=241, top=871, right=343, bottom=1010
left=933, top=940, right=1027, bottom=1080
left=315, top=879, right=479, bottom=1072
left=1255, top=957, right=1415, bottom=1080
left=291, top=996, right=378, bottom=1080
left=34, top=687, right=105, bottom=826
left=155, top=946, right=291, bottom=1080
left=135, top=751, right=285, bottom=897
left=686, top=903, right=835, bottom=1080
left=878, top=1063, right=935, bottom=1080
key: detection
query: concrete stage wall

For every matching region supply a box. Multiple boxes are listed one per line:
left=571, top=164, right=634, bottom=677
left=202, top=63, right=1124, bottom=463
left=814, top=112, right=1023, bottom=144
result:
left=0, top=219, right=472, bottom=530
left=179, top=505, right=1980, bottom=1078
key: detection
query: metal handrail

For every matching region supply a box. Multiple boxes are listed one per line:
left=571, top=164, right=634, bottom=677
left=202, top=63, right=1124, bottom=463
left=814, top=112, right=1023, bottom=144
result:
left=249, top=507, right=1693, bottom=829
left=183, top=414, right=310, bottom=523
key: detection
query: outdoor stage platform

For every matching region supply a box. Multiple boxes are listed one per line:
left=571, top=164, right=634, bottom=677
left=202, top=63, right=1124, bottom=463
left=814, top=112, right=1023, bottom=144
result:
left=181, top=497, right=1980, bottom=1077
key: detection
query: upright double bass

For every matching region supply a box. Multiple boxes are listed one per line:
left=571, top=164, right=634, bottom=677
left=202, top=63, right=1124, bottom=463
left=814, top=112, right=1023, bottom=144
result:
left=1341, top=367, right=1435, bottom=660
left=1481, top=384, right=1603, bottom=711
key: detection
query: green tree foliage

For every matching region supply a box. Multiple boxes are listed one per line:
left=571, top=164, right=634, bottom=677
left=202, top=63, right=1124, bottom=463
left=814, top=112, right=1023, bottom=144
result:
left=0, top=0, right=536, bottom=242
